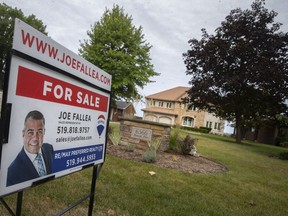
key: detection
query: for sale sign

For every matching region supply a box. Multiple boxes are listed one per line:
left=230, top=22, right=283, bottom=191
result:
left=0, top=19, right=111, bottom=197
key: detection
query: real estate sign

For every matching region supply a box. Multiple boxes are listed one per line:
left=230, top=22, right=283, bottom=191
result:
left=0, top=19, right=111, bottom=197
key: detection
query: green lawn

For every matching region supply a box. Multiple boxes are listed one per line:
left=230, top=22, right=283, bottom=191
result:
left=1, top=128, right=287, bottom=215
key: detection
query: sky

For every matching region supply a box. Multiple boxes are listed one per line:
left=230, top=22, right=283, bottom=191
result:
left=2, top=0, right=288, bottom=121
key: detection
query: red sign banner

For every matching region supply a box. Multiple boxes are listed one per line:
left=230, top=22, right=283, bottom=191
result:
left=16, top=66, right=109, bottom=112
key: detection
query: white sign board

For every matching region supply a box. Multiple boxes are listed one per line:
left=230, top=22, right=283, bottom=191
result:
left=0, top=19, right=111, bottom=197
left=12, top=19, right=111, bottom=91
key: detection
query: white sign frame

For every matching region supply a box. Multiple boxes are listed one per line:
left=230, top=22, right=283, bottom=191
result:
left=0, top=19, right=111, bottom=197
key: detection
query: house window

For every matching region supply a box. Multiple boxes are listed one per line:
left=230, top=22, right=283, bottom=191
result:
left=166, top=102, right=172, bottom=108
left=206, top=121, right=212, bottom=128
left=192, top=106, right=198, bottom=111
left=214, top=122, right=219, bottom=130
left=187, top=104, right=198, bottom=111
left=183, top=117, right=194, bottom=127
left=217, top=122, right=221, bottom=130
left=158, top=101, right=164, bottom=107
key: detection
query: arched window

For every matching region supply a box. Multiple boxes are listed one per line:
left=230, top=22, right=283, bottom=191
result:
left=182, top=117, right=194, bottom=127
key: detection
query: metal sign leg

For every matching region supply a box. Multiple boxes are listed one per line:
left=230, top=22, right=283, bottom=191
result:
left=0, top=190, right=23, bottom=216
left=88, top=164, right=102, bottom=216
left=1, top=164, right=102, bottom=216
left=16, top=191, right=23, bottom=216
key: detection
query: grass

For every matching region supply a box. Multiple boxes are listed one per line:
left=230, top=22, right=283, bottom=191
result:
left=108, top=122, right=121, bottom=145
left=1, top=127, right=288, bottom=215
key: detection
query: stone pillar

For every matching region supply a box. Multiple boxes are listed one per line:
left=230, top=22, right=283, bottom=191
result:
left=119, top=117, right=171, bottom=151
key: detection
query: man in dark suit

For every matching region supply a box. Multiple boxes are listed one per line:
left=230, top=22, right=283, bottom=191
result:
left=6, top=110, right=54, bottom=186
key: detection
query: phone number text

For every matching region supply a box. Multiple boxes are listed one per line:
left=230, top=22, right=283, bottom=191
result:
left=57, top=126, right=90, bottom=134
left=66, top=154, right=96, bottom=167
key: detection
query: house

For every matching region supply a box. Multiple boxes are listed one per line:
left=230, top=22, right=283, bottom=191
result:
left=142, top=86, right=225, bottom=135
left=244, top=124, right=288, bottom=146
left=110, top=101, right=136, bottom=121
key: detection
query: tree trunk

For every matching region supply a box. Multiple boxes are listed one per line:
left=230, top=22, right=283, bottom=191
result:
left=235, top=114, right=242, bottom=143
left=235, top=125, right=242, bottom=143
left=253, top=127, right=259, bottom=142
left=273, top=125, right=279, bottom=146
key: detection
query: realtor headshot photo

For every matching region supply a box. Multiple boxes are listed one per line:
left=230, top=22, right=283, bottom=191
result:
left=6, top=110, right=54, bottom=186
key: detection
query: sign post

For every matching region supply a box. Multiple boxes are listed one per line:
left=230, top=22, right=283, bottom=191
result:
left=0, top=19, right=111, bottom=215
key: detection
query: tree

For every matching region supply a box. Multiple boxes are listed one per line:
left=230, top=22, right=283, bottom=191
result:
left=183, top=0, right=288, bottom=143
left=79, top=5, right=158, bottom=105
left=0, top=3, right=47, bottom=90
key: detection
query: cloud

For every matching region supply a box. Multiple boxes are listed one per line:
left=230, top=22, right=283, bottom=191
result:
left=2, top=0, right=288, bottom=116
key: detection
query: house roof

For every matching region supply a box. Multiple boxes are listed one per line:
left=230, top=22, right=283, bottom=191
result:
left=116, top=101, right=136, bottom=113
left=116, top=101, right=130, bottom=110
left=146, top=86, right=190, bottom=102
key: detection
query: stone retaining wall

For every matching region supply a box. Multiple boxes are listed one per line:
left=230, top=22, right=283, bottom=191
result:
left=119, top=117, right=171, bottom=151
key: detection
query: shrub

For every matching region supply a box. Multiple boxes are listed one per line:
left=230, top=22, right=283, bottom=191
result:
left=125, top=143, right=135, bottom=152
left=108, top=130, right=120, bottom=145
left=181, top=126, right=211, bottom=133
left=147, top=138, right=161, bottom=152
left=169, top=128, right=180, bottom=151
left=143, top=149, right=157, bottom=163
left=199, top=127, right=212, bottom=133
left=179, top=135, right=197, bottom=155
left=279, top=152, right=288, bottom=160
left=108, top=125, right=114, bottom=135
left=279, top=141, right=288, bottom=148
left=143, top=138, right=161, bottom=163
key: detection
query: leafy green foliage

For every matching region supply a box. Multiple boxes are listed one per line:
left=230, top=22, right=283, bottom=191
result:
left=0, top=3, right=47, bottom=89
left=276, top=114, right=288, bottom=128
left=147, top=138, right=161, bottom=151
left=79, top=5, right=158, bottom=105
left=179, top=135, right=197, bottom=155
left=181, top=126, right=211, bottom=133
left=143, top=149, right=156, bottom=163
left=183, top=0, right=288, bottom=143
left=143, top=138, right=161, bottom=163
left=125, top=143, right=135, bottom=152
left=169, top=127, right=181, bottom=151
left=108, top=129, right=120, bottom=145
left=108, top=124, right=120, bottom=145
left=279, top=152, right=288, bottom=160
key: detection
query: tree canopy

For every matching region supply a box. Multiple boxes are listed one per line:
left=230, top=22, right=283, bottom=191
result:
left=79, top=5, right=158, bottom=105
left=183, top=0, right=288, bottom=143
left=0, top=3, right=47, bottom=90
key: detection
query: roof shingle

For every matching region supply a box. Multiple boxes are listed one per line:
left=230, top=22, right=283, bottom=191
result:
left=146, top=86, right=190, bottom=101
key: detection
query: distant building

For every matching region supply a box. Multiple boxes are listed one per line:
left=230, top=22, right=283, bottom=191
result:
left=244, top=124, right=288, bottom=146
left=142, top=86, right=225, bottom=135
left=110, top=101, right=136, bottom=121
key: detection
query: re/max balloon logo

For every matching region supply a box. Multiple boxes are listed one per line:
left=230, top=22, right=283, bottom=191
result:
left=96, top=114, right=106, bottom=137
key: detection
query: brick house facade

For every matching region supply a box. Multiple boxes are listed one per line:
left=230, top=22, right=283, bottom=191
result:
left=244, top=124, right=288, bottom=146
left=110, top=101, right=136, bottom=121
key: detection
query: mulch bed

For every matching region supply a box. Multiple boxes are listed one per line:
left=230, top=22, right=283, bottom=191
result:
left=106, top=143, right=228, bottom=174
